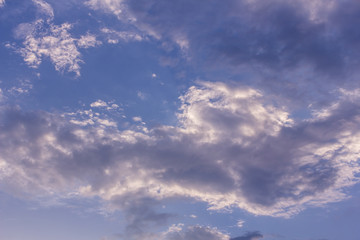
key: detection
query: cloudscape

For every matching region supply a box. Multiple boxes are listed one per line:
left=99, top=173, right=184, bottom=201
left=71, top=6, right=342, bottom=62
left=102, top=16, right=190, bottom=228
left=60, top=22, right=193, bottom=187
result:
left=1, top=1, right=360, bottom=240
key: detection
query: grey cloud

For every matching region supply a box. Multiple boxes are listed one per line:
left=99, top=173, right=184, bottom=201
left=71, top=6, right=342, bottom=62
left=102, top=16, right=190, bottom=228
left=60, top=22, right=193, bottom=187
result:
left=124, top=0, right=344, bottom=71
left=231, top=231, right=263, bottom=240
left=111, top=194, right=174, bottom=240
left=113, top=0, right=360, bottom=104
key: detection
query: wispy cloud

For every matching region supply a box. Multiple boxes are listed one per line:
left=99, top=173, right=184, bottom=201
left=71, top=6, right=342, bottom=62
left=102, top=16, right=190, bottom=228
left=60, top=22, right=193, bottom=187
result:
left=101, top=28, right=144, bottom=44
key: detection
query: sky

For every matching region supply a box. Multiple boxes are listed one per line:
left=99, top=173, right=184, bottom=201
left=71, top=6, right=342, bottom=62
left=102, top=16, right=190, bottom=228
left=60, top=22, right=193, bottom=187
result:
left=1, top=0, right=360, bottom=239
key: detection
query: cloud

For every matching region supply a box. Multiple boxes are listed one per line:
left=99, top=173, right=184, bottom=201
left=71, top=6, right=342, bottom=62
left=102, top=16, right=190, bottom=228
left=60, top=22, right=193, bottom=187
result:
left=83, top=0, right=360, bottom=104
left=85, top=0, right=125, bottom=18
left=101, top=28, right=144, bottom=44
left=77, top=34, right=102, bottom=48
left=12, top=1, right=101, bottom=77
left=230, top=231, right=263, bottom=240
left=0, top=0, right=5, bottom=8
left=90, top=99, right=120, bottom=111
left=163, top=224, right=230, bottom=240
left=122, top=0, right=344, bottom=71
left=90, top=99, right=108, bottom=108
left=78, top=0, right=360, bottom=103
left=16, top=20, right=83, bottom=77
left=236, top=220, right=245, bottom=228
left=111, top=194, right=174, bottom=240
left=1, top=82, right=360, bottom=235
left=7, top=79, right=33, bottom=95
left=32, top=0, right=54, bottom=19
left=0, top=88, right=4, bottom=102
left=132, top=116, right=142, bottom=122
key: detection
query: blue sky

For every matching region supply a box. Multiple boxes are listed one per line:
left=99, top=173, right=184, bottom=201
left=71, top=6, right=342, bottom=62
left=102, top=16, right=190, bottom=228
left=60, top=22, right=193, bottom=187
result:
left=1, top=0, right=360, bottom=239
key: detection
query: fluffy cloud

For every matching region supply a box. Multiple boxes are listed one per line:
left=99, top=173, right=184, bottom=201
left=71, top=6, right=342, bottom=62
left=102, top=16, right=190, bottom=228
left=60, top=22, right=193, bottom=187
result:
left=17, top=20, right=83, bottom=76
left=1, top=82, right=360, bottom=235
left=0, top=0, right=5, bottom=8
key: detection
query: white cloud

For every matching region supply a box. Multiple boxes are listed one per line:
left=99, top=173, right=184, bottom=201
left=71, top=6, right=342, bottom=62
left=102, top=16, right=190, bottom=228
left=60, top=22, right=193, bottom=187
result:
left=85, top=0, right=125, bottom=17
left=90, top=99, right=108, bottom=108
left=132, top=116, right=142, bottom=122
left=0, top=0, right=5, bottom=8
left=1, top=82, right=360, bottom=233
left=177, top=81, right=293, bottom=144
left=17, top=20, right=83, bottom=77
left=236, top=220, right=244, bottom=228
left=77, top=34, right=102, bottom=48
left=12, top=1, right=101, bottom=77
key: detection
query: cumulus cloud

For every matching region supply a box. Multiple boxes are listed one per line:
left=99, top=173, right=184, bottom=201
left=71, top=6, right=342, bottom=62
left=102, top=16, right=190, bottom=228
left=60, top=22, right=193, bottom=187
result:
left=0, top=0, right=5, bottom=8
left=1, top=82, right=360, bottom=235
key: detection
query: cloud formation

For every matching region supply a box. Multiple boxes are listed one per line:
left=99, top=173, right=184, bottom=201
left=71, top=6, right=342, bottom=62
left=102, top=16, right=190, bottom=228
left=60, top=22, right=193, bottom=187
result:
left=1, top=82, right=359, bottom=222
